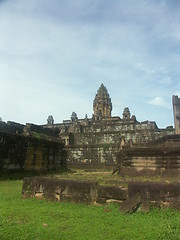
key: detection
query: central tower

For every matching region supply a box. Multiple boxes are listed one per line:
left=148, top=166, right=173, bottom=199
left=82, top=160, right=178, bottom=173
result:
left=93, top=84, right=112, bottom=119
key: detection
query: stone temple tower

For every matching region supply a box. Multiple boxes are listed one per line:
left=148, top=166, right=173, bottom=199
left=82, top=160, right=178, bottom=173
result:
left=172, top=95, right=180, bottom=134
left=93, top=84, right=112, bottom=119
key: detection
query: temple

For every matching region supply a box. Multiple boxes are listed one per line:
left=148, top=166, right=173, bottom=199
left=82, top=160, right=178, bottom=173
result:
left=43, top=84, right=175, bottom=169
left=1, top=84, right=180, bottom=175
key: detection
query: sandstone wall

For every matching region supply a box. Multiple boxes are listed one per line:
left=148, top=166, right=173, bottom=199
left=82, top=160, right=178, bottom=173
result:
left=72, top=127, right=173, bottom=146
left=0, top=132, right=65, bottom=172
left=24, top=123, right=59, bottom=137
left=66, top=145, right=119, bottom=169
left=128, top=182, right=180, bottom=209
left=0, top=121, right=25, bottom=134
left=22, top=177, right=127, bottom=204
left=117, top=135, right=180, bottom=176
left=64, top=121, right=174, bottom=169
left=173, top=95, right=180, bottom=134
left=44, top=117, right=174, bottom=169
left=22, top=177, right=180, bottom=209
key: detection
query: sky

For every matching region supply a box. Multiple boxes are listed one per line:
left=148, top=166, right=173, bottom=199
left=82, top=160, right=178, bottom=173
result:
left=0, top=0, right=180, bottom=128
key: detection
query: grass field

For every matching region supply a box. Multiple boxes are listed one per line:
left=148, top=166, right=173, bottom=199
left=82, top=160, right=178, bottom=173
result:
left=54, top=170, right=180, bottom=186
left=0, top=180, right=180, bottom=240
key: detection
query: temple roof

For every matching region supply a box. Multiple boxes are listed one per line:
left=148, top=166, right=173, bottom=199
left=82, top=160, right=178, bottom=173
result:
left=93, top=84, right=112, bottom=118
left=94, top=83, right=111, bottom=102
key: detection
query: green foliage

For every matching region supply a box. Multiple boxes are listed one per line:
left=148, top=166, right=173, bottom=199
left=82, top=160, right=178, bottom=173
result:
left=31, top=131, right=51, bottom=141
left=103, top=144, right=110, bottom=150
left=32, top=131, right=41, bottom=140
left=55, top=170, right=180, bottom=187
left=0, top=180, right=180, bottom=240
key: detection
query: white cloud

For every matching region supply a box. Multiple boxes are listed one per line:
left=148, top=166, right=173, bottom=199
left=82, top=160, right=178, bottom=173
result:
left=148, top=97, right=171, bottom=109
left=0, top=0, right=179, bottom=127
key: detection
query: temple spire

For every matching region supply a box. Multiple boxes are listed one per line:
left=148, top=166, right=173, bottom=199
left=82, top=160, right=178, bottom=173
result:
left=93, top=84, right=112, bottom=120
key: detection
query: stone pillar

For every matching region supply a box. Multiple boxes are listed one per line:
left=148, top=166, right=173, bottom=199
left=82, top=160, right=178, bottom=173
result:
left=172, top=95, right=180, bottom=134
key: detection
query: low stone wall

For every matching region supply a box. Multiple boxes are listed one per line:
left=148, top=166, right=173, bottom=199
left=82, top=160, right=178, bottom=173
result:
left=118, top=149, right=180, bottom=176
left=22, top=177, right=180, bottom=209
left=117, top=135, right=180, bottom=176
left=128, top=182, right=180, bottom=209
left=66, top=145, right=119, bottom=170
left=22, top=177, right=127, bottom=204
left=0, top=132, right=65, bottom=172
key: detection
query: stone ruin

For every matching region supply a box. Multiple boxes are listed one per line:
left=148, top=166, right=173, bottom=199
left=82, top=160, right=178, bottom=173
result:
left=43, top=84, right=177, bottom=175
left=1, top=84, right=180, bottom=176
left=173, top=95, right=180, bottom=134
left=93, top=83, right=112, bottom=120
left=47, top=115, right=54, bottom=125
left=22, top=177, right=180, bottom=211
left=1, top=84, right=180, bottom=209
left=0, top=122, right=65, bottom=173
left=22, top=177, right=127, bottom=204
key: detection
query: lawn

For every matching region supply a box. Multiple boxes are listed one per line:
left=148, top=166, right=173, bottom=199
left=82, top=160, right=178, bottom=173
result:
left=0, top=180, right=180, bottom=240
left=54, top=170, right=180, bottom=186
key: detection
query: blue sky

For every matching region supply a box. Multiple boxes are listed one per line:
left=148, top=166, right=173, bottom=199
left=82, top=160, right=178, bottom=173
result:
left=0, top=0, right=180, bottom=128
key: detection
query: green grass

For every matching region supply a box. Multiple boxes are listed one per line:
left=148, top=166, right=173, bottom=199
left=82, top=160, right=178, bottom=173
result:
left=0, top=180, right=180, bottom=240
left=54, top=170, right=180, bottom=187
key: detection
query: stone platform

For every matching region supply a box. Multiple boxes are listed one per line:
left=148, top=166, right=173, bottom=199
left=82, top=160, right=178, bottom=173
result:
left=22, top=177, right=180, bottom=210
left=22, top=177, right=127, bottom=204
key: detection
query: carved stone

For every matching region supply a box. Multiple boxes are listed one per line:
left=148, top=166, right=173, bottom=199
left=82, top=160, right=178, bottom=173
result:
left=123, top=107, right=131, bottom=120
left=47, top=115, right=54, bottom=125
left=71, top=112, right=78, bottom=123
left=93, top=84, right=112, bottom=119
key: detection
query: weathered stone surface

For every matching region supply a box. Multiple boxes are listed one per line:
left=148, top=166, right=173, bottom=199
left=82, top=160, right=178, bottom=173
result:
left=47, top=115, right=54, bottom=125
left=0, top=121, right=25, bottom=134
left=116, top=135, right=180, bottom=176
left=173, top=95, right=180, bottom=134
left=93, top=83, right=112, bottom=119
left=122, top=107, right=131, bottom=120
left=22, top=177, right=180, bottom=210
left=140, top=200, right=150, bottom=213
left=119, top=194, right=150, bottom=213
left=22, top=177, right=128, bottom=204
left=22, top=177, right=97, bottom=203
left=24, top=123, right=59, bottom=138
left=106, top=199, right=123, bottom=204
left=119, top=193, right=142, bottom=214
left=97, top=185, right=127, bottom=204
left=0, top=132, right=65, bottom=172
left=128, top=182, right=180, bottom=209
left=71, top=112, right=78, bottom=123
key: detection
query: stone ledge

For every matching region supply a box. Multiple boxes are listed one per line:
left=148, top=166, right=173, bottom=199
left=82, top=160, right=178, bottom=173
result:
left=22, top=178, right=180, bottom=210
left=22, top=177, right=128, bottom=204
left=128, top=182, right=180, bottom=209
